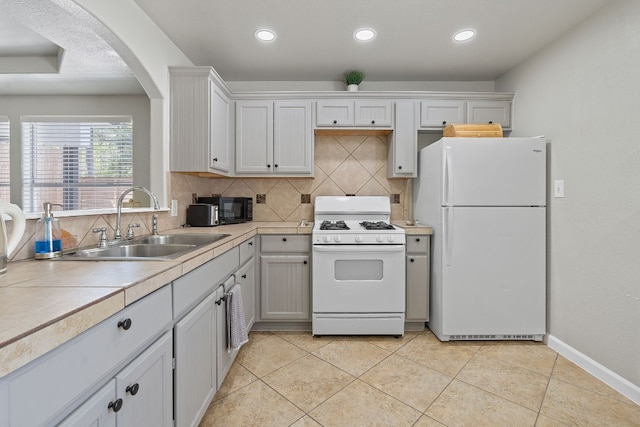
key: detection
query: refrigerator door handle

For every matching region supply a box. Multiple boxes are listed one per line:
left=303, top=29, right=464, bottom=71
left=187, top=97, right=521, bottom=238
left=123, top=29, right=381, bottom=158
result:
left=444, top=207, right=454, bottom=266
left=444, top=146, right=453, bottom=206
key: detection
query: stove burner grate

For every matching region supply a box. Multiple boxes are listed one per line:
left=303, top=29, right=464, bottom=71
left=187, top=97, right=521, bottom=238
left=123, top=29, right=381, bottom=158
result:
left=359, top=221, right=395, bottom=230
left=319, top=220, right=350, bottom=230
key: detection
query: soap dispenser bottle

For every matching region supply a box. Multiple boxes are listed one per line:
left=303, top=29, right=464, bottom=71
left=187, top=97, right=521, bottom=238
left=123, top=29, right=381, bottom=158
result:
left=35, top=202, right=62, bottom=259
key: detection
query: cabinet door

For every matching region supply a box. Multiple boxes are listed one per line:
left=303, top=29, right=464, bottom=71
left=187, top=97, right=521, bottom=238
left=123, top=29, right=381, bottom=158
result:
left=316, top=100, right=354, bottom=126
left=216, top=277, right=238, bottom=389
left=355, top=100, right=392, bottom=126
left=174, top=293, right=216, bottom=427
left=57, top=380, right=117, bottom=427
left=260, top=255, right=310, bottom=320
left=210, top=83, right=231, bottom=172
left=420, top=100, right=466, bottom=127
left=238, top=259, right=256, bottom=330
left=235, top=100, right=274, bottom=173
left=466, top=100, right=511, bottom=128
left=274, top=100, right=313, bottom=174
left=387, top=101, right=417, bottom=177
left=406, top=255, right=429, bottom=321
left=116, top=331, right=173, bottom=427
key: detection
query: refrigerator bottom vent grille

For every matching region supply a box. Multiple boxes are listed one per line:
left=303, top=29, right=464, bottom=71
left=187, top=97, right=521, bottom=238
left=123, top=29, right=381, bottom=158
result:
left=450, top=334, right=538, bottom=340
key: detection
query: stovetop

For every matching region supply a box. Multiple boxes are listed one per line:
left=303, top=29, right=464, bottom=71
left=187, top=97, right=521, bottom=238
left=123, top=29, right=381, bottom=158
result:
left=319, top=220, right=350, bottom=231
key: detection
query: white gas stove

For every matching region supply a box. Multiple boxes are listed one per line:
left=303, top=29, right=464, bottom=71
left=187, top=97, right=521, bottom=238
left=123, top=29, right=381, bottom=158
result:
left=312, top=196, right=406, bottom=336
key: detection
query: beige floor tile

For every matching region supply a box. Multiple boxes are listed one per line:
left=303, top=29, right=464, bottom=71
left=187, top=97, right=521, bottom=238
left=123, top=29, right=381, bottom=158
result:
left=311, top=340, right=392, bottom=376
left=262, top=354, right=355, bottom=412
left=308, top=380, right=422, bottom=427
left=360, top=354, right=452, bottom=412
left=540, top=378, right=640, bottom=427
left=552, top=356, right=636, bottom=404
left=426, top=379, right=538, bottom=426
left=214, top=362, right=258, bottom=401
left=235, top=335, right=307, bottom=377
left=396, top=336, right=480, bottom=377
left=457, top=353, right=550, bottom=411
left=274, top=331, right=332, bottom=352
left=290, top=415, right=323, bottom=427
left=535, top=414, right=571, bottom=426
left=413, top=415, right=447, bottom=427
left=479, top=341, right=558, bottom=377
left=247, top=330, right=273, bottom=343
left=200, top=381, right=304, bottom=427
left=366, top=331, right=421, bottom=352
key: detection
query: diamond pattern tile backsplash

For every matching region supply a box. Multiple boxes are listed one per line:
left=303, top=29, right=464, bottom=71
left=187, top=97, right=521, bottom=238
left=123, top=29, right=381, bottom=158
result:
left=170, top=135, right=411, bottom=224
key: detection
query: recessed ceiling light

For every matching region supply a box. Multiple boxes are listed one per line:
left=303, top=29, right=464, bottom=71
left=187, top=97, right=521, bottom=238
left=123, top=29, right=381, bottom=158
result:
left=255, top=29, right=276, bottom=42
left=453, top=29, right=475, bottom=42
left=354, top=28, right=376, bottom=42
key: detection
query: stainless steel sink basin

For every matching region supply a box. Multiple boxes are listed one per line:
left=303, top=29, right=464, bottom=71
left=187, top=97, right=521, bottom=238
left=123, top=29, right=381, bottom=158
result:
left=64, top=233, right=231, bottom=261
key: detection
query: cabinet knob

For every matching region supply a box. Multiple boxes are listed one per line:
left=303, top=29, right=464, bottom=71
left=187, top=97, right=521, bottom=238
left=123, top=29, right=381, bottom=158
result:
left=213, top=157, right=218, bottom=162
left=415, top=238, right=420, bottom=242
left=442, top=120, right=447, bottom=126
left=267, top=164, right=271, bottom=168
left=242, top=274, right=247, bottom=279
left=333, top=120, right=338, bottom=124
left=488, top=121, right=493, bottom=124
left=371, top=120, right=375, bottom=124
left=303, top=260, right=308, bottom=265
left=274, top=164, right=278, bottom=168
left=282, top=237, right=287, bottom=242
left=126, top=383, right=140, bottom=396
left=248, top=241, right=253, bottom=246
left=410, top=258, right=415, bottom=262
left=398, top=165, right=403, bottom=170
left=108, top=398, right=123, bottom=413
left=117, top=318, right=132, bottom=331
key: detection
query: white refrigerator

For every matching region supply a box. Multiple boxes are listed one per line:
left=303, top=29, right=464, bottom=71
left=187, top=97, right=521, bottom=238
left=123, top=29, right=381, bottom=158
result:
left=413, top=137, right=546, bottom=341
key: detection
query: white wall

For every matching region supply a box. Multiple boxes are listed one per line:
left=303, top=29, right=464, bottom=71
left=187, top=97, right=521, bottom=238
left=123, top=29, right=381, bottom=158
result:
left=496, top=0, right=640, bottom=390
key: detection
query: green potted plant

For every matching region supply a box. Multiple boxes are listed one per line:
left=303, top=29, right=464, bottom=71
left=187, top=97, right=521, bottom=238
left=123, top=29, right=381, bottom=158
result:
left=344, top=70, right=365, bottom=91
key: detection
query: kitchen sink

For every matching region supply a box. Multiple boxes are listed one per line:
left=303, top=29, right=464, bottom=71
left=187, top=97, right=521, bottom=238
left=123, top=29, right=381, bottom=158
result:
left=64, top=233, right=231, bottom=261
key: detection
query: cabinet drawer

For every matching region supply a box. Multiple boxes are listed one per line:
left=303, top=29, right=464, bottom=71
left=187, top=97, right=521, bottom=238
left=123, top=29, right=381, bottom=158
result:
left=239, top=237, right=256, bottom=266
left=173, top=246, right=239, bottom=319
left=3, top=286, right=172, bottom=427
left=260, top=235, right=310, bottom=253
left=406, top=235, right=429, bottom=254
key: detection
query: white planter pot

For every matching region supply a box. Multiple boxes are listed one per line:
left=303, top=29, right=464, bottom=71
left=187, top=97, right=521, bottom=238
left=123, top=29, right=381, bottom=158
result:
left=347, top=84, right=359, bottom=92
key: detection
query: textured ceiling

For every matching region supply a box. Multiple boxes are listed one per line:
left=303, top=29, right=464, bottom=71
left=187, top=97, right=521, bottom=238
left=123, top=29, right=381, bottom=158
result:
left=0, top=0, right=611, bottom=95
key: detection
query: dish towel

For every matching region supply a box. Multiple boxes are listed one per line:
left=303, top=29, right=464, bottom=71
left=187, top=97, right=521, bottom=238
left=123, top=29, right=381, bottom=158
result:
left=226, top=283, right=249, bottom=352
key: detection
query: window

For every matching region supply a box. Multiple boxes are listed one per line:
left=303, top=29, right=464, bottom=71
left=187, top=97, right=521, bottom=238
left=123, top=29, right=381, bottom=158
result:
left=0, top=117, right=8, bottom=203
left=21, top=116, right=133, bottom=214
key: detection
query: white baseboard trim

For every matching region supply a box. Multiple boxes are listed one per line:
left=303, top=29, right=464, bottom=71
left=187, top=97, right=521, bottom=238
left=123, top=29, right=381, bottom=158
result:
left=547, top=335, right=640, bottom=405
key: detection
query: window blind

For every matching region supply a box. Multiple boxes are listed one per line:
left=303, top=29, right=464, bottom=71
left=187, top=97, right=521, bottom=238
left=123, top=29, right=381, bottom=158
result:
left=0, top=117, right=9, bottom=203
left=21, top=116, right=133, bottom=213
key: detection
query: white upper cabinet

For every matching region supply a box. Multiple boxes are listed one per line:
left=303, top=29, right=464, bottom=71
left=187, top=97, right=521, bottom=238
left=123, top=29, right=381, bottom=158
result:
left=354, top=100, right=392, bottom=126
left=420, top=100, right=466, bottom=128
left=387, top=101, right=418, bottom=178
left=316, top=99, right=392, bottom=127
left=170, top=67, right=232, bottom=175
left=467, top=100, right=512, bottom=128
left=236, top=100, right=313, bottom=176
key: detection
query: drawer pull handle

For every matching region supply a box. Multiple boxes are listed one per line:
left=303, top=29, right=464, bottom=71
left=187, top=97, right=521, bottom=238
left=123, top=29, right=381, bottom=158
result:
left=242, top=274, right=247, bottom=279
left=282, top=237, right=287, bottom=242
left=108, top=398, right=123, bottom=413
left=126, top=383, right=140, bottom=396
left=248, top=242, right=253, bottom=246
left=118, top=318, right=132, bottom=330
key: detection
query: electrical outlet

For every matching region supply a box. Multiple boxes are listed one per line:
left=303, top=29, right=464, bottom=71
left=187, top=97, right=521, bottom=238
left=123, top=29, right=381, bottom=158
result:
left=554, top=180, right=565, bottom=198
left=171, top=199, right=178, bottom=216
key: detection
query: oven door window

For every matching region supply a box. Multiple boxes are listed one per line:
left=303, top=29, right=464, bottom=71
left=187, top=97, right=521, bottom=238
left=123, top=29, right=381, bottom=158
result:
left=335, top=260, right=383, bottom=281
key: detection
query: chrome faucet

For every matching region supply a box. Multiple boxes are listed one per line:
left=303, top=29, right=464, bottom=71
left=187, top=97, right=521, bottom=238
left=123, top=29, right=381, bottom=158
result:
left=114, top=186, right=160, bottom=240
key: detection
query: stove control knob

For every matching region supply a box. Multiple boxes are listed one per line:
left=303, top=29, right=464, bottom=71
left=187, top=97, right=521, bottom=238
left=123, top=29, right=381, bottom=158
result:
left=376, top=235, right=384, bottom=242
left=333, top=235, right=342, bottom=242
left=387, top=235, right=395, bottom=242
left=323, top=235, right=331, bottom=243
left=355, top=235, right=363, bottom=243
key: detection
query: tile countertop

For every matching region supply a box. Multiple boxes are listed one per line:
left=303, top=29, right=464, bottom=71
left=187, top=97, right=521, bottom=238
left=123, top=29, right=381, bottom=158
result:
left=0, top=221, right=313, bottom=378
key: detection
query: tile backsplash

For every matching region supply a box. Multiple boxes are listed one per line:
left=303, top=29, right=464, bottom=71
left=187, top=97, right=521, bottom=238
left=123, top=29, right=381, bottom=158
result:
left=170, top=134, right=411, bottom=224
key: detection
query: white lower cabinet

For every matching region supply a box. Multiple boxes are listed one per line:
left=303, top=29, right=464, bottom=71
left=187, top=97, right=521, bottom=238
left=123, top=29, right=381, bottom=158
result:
left=174, top=293, right=217, bottom=427
left=406, top=235, right=431, bottom=323
left=216, top=277, right=238, bottom=388
left=237, top=258, right=256, bottom=330
left=58, top=380, right=117, bottom=427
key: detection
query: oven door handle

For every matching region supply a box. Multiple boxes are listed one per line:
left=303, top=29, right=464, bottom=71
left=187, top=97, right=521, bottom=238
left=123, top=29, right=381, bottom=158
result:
left=313, top=245, right=405, bottom=253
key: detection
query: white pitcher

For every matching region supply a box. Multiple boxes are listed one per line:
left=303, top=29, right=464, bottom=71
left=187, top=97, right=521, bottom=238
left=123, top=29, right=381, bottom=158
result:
left=0, top=203, right=26, bottom=275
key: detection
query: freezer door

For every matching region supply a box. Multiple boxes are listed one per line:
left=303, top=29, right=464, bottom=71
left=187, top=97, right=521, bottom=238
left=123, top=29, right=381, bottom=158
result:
left=443, top=138, right=546, bottom=207
left=441, top=207, right=545, bottom=336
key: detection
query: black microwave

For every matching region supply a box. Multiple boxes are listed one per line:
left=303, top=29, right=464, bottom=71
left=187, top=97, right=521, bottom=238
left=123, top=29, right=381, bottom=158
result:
left=196, top=196, right=253, bottom=224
